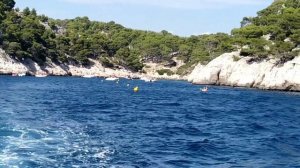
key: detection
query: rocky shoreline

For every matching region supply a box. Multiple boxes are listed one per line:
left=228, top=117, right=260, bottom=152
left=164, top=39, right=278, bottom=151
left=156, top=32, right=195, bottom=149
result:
left=0, top=49, right=186, bottom=81
left=188, top=51, right=300, bottom=92
left=1, top=48, right=300, bottom=91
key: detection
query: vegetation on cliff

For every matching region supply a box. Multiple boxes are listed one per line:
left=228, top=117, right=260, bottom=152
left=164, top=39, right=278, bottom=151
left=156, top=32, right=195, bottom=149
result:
left=0, top=0, right=299, bottom=74
left=232, top=0, right=300, bottom=62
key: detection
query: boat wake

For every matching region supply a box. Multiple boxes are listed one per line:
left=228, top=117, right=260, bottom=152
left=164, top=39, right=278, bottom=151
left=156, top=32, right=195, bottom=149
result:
left=0, top=126, right=114, bottom=167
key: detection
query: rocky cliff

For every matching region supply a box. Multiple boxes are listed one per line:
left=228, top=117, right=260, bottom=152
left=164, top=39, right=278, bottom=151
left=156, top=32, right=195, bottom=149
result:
left=2, top=47, right=299, bottom=91
left=188, top=51, right=300, bottom=91
left=0, top=49, right=185, bottom=80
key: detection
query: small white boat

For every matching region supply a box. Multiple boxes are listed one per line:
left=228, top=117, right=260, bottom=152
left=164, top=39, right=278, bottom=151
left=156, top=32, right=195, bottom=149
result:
left=12, top=73, right=26, bottom=77
left=141, top=77, right=156, bottom=82
left=82, top=75, right=95, bottom=78
left=18, top=73, right=26, bottom=77
left=105, top=77, right=119, bottom=81
left=201, top=87, right=208, bottom=92
left=35, top=74, right=47, bottom=78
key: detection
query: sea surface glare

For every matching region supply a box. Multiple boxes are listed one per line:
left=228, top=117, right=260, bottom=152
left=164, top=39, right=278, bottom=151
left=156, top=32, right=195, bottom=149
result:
left=0, top=76, right=299, bottom=167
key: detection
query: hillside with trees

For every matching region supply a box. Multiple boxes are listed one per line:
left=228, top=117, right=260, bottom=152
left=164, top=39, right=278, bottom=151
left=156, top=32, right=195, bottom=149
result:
left=0, top=0, right=299, bottom=75
left=232, top=0, right=300, bottom=63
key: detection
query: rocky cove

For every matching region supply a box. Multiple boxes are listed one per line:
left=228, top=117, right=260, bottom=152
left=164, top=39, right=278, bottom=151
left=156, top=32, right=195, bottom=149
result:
left=1, top=48, right=299, bottom=91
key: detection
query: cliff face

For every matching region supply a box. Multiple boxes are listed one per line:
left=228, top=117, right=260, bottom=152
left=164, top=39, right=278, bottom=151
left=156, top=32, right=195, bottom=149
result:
left=188, top=51, right=300, bottom=91
left=0, top=49, right=28, bottom=74
left=0, top=49, right=186, bottom=80
left=0, top=48, right=132, bottom=77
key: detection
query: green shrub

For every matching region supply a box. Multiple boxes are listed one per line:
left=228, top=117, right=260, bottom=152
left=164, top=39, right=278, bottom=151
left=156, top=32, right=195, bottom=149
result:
left=157, top=69, right=174, bottom=76
left=233, top=55, right=241, bottom=62
left=75, top=50, right=91, bottom=65
left=240, top=48, right=254, bottom=56
left=176, top=63, right=195, bottom=76
left=99, top=57, right=114, bottom=68
left=144, top=65, right=151, bottom=69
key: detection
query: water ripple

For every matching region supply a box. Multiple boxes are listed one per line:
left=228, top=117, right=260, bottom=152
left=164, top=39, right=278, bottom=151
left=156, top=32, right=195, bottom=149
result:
left=0, top=76, right=299, bottom=167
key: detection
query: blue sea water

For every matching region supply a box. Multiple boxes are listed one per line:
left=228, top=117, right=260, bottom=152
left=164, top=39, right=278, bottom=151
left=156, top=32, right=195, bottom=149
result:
left=0, top=76, right=299, bottom=168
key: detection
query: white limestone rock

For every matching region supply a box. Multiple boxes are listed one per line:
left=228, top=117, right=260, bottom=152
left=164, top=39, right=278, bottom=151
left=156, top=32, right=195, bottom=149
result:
left=0, top=49, right=28, bottom=74
left=189, top=51, right=300, bottom=91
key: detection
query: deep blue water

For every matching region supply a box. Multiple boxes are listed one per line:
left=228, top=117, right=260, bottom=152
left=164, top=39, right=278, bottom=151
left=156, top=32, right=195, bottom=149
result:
left=0, top=76, right=299, bottom=168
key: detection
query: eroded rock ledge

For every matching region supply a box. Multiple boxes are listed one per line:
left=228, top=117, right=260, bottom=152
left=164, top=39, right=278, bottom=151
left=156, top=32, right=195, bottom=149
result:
left=188, top=51, right=300, bottom=91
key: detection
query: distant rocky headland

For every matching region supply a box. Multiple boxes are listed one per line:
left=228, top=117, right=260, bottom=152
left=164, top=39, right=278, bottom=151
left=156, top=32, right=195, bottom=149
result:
left=188, top=52, right=300, bottom=91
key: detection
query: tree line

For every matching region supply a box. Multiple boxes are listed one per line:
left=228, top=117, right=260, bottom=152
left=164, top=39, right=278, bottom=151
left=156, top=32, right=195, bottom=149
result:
left=0, top=0, right=299, bottom=74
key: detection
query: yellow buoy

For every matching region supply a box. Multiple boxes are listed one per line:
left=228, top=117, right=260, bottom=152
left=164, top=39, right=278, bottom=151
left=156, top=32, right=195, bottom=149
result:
left=133, top=86, right=139, bottom=92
